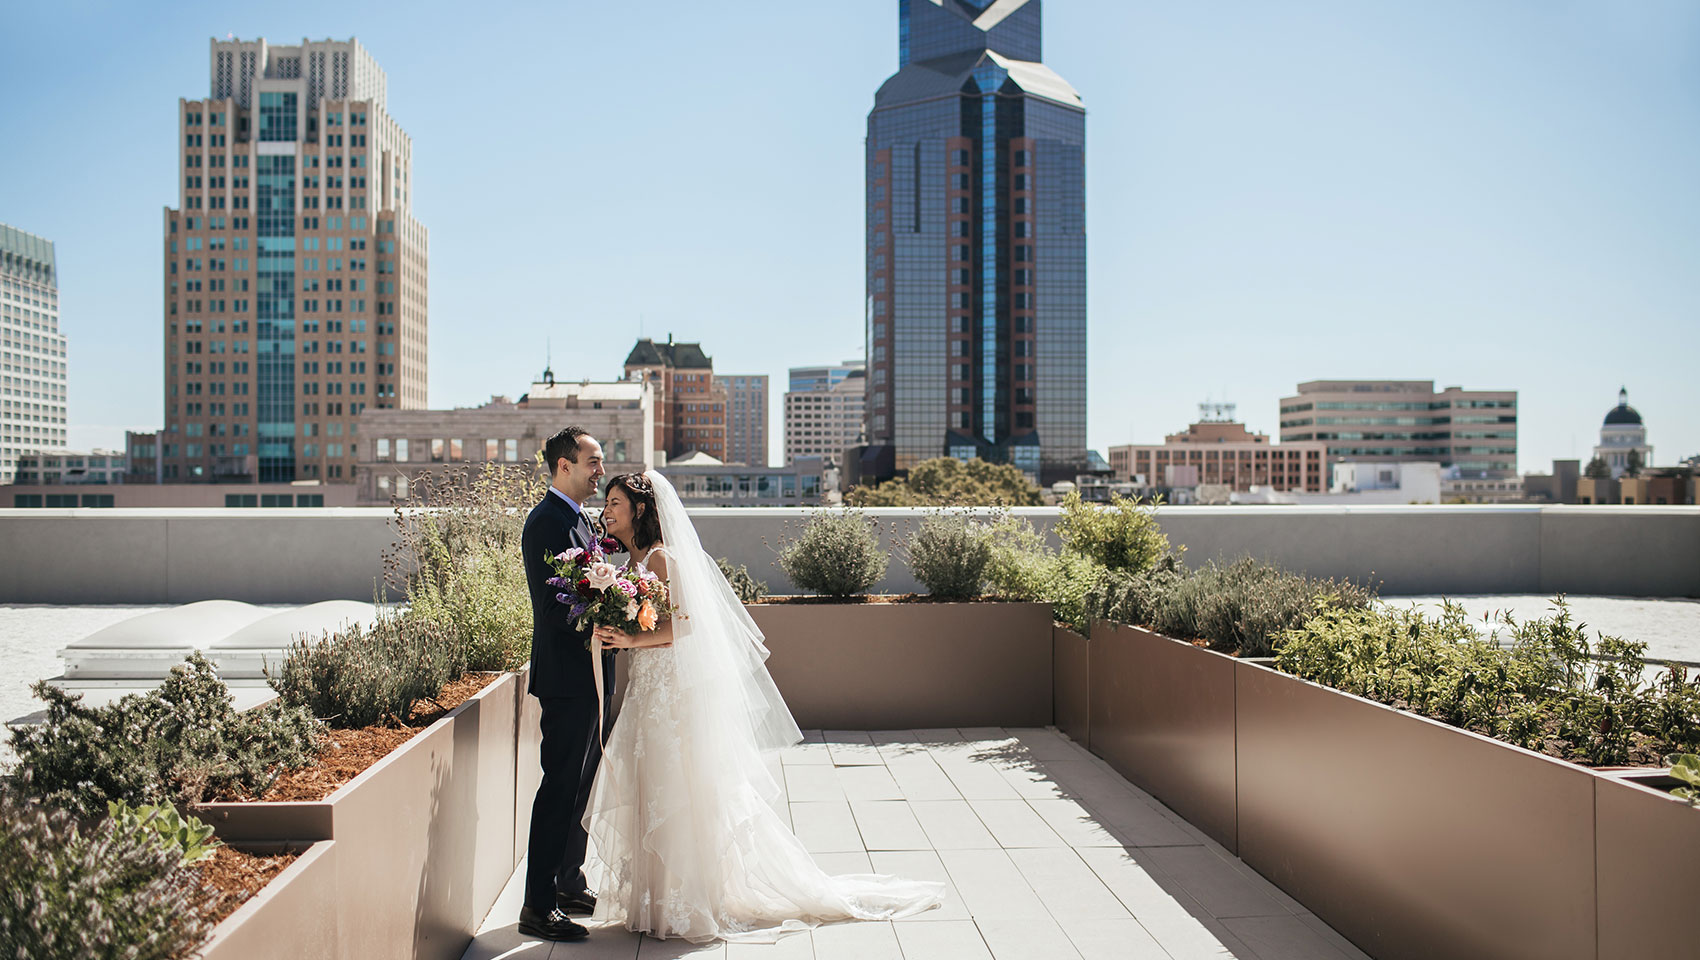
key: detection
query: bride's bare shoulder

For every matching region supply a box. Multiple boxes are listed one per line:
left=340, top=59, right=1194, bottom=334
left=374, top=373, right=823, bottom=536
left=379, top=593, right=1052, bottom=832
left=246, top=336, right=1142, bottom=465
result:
left=644, top=543, right=671, bottom=580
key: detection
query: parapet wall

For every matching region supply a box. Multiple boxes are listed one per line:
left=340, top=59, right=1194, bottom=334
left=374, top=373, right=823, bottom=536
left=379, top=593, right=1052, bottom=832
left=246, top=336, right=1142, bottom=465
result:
left=0, top=504, right=1694, bottom=604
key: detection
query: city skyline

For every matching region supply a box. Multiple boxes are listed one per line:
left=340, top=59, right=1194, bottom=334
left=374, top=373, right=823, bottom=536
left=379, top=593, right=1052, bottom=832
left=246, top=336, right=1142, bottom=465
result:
left=2, top=1, right=1696, bottom=472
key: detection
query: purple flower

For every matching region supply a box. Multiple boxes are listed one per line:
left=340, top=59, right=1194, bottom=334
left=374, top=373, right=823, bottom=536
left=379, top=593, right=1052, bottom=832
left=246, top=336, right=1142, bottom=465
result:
left=555, top=592, right=571, bottom=604
left=613, top=579, right=638, bottom=598
left=547, top=576, right=572, bottom=589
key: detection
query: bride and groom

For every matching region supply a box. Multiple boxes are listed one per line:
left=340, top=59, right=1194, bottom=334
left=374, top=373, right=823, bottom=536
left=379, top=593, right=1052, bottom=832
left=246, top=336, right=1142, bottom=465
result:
left=517, top=426, right=945, bottom=943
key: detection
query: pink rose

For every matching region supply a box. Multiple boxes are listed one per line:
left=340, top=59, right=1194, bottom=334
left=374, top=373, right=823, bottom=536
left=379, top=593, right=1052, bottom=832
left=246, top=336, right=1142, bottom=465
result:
left=555, top=547, right=584, bottom=564
left=586, top=561, right=621, bottom=591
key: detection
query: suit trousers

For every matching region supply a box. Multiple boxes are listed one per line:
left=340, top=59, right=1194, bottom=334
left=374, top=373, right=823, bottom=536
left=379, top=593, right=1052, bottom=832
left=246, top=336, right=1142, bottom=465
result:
left=525, top=694, right=608, bottom=910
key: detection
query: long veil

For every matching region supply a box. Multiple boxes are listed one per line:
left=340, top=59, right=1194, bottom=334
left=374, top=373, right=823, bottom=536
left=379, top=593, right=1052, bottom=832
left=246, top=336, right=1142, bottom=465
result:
left=647, top=469, right=803, bottom=755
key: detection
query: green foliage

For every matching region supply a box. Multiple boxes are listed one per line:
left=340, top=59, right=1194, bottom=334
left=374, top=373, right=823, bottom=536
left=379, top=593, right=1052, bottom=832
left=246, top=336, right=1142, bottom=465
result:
left=848, top=457, right=1043, bottom=507
left=983, top=513, right=1109, bottom=630
left=107, top=799, right=221, bottom=865
left=899, top=509, right=995, bottom=600
left=716, top=557, right=769, bottom=604
left=1274, top=598, right=1700, bottom=767
left=384, top=463, right=540, bottom=671
left=1584, top=456, right=1612, bottom=480
left=1055, top=491, right=1175, bottom=574
left=6, top=654, right=320, bottom=817
left=775, top=509, right=889, bottom=597
left=1086, top=556, right=1372, bottom=657
left=0, top=786, right=216, bottom=960
left=269, top=606, right=463, bottom=728
left=1667, top=753, right=1700, bottom=806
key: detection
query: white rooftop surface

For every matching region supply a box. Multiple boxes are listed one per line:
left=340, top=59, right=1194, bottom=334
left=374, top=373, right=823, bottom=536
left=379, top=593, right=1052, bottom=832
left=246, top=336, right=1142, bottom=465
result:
left=464, top=727, right=1368, bottom=960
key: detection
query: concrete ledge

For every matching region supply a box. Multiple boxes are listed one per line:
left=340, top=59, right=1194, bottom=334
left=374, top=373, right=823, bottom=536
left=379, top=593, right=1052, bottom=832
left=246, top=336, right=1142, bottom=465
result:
left=5, top=504, right=1696, bottom=603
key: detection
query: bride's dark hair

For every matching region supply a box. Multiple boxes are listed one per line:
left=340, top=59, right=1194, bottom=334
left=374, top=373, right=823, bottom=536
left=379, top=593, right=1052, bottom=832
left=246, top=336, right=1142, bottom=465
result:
left=604, top=473, right=662, bottom=551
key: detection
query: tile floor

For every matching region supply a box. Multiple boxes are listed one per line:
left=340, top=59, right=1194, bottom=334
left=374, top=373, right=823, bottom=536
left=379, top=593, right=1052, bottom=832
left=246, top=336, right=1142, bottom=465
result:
left=461, top=728, right=1370, bottom=960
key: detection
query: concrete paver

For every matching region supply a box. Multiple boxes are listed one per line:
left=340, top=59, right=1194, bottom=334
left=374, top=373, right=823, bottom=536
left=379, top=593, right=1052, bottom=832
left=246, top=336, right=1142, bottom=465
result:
left=464, top=729, right=1365, bottom=960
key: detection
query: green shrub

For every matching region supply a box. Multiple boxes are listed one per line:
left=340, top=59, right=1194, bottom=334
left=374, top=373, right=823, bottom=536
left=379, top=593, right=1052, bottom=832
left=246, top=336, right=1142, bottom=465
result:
left=1056, top=491, right=1175, bottom=574
left=1668, top=754, right=1700, bottom=806
left=108, top=799, right=221, bottom=865
left=269, top=607, right=463, bottom=728
left=984, top=514, right=1108, bottom=630
left=717, top=557, right=769, bottom=603
left=406, top=542, right=531, bottom=672
left=901, top=510, right=994, bottom=600
left=1275, top=598, right=1700, bottom=767
left=7, top=654, right=320, bottom=817
left=775, top=509, right=888, bottom=597
left=384, top=463, right=539, bottom=671
left=0, top=787, right=216, bottom=960
left=1086, top=555, right=1373, bottom=657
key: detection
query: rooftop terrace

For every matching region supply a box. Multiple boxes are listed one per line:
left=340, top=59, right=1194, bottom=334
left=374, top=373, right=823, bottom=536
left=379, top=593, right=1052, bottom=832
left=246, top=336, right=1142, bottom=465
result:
left=465, top=727, right=1364, bottom=960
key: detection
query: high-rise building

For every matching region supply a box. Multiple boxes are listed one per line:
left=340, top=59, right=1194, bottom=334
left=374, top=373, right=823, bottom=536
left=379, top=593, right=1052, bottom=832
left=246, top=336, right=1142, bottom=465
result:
left=0, top=224, right=67, bottom=485
left=725, top=374, right=769, bottom=466
left=863, top=0, right=1087, bottom=486
left=784, top=361, right=866, bottom=467
left=1278, top=380, right=1518, bottom=478
left=161, top=37, right=428, bottom=484
left=623, top=337, right=727, bottom=462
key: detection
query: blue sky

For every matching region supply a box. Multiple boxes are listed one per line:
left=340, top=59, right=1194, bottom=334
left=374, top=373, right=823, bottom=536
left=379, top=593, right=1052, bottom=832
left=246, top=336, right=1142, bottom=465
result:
left=3, top=0, right=1696, bottom=470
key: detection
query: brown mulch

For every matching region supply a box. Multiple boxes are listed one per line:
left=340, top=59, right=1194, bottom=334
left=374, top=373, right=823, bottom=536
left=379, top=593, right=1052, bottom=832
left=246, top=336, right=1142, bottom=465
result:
left=259, top=673, right=497, bottom=802
left=196, top=844, right=299, bottom=926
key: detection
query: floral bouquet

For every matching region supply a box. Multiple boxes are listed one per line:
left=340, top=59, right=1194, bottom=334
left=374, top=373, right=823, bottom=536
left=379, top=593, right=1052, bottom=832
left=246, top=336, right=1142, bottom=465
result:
left=545, top=539, right=675, bottom=646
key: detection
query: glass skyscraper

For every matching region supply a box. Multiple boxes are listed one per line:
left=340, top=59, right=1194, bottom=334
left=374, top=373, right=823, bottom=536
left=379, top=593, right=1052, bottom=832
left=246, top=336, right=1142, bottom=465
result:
left=863, top=0, right=1086, bottom=485
left=161, top=37, right=427, bottom=484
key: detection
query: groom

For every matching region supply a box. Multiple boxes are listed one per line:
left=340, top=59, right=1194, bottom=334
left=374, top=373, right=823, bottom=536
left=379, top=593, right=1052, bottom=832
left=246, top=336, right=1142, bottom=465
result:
left=518, top=426, right=616, bottom=942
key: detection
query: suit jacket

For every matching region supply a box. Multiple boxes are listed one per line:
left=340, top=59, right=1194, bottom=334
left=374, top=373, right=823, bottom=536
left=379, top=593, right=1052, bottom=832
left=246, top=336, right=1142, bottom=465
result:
left=522, top=491, right=613, bottom=698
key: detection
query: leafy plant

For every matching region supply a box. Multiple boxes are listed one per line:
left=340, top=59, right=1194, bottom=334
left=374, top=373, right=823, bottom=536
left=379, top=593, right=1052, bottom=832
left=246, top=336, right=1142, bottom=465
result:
left=108, top=799, right=221, bottom=865
left=717, top=557, right=769, bottom=603
left=775, top=509, right=888, bottom=597
left=1274, top=597, right=1700, bottom=767
left=1667, top=753, right=1700, bottom=806
left=899, top=509, right=994, bottom=600
left=1055, top=491, right=1175, bottom=574
left=269, top=606, right=463, bottom=728
left=0, top=786, right=216, bottom=960
left=983, top=513, right=1108, bottom=630
left=383, top=463, right=540, bottom=671
left=7, top=654, right=320, bottom=817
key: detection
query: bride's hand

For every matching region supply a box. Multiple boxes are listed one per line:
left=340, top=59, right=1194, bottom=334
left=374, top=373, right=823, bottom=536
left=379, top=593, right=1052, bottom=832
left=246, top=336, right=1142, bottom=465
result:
left=594, top=625, right=631, bottom=648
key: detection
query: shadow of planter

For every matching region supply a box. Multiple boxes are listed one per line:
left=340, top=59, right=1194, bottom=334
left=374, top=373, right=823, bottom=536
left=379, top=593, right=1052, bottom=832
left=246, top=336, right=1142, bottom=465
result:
left=1087, top=621, right=1237, bottom=852
left=1234, top=659, right=1596, bottom=960
left=748, top=602, right=1054, bottom=729
left=199, top=841, right=339, bottom=960
left=1595, top=773, right=1700, bottom=960
left=1053, top=624, right=1089, bottom=746
left=197, top=669, right=524, bottom=960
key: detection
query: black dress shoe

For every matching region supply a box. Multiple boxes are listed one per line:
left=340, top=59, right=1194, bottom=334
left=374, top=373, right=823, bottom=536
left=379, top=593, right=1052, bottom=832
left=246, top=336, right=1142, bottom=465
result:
left=517, top=905, right=589, bottom=942
left=556, top=889, right=597, bottom=915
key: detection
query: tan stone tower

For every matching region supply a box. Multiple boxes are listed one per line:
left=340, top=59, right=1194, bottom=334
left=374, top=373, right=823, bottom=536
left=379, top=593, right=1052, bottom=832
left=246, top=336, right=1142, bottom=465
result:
left=161, top=37, right=427, bottom=483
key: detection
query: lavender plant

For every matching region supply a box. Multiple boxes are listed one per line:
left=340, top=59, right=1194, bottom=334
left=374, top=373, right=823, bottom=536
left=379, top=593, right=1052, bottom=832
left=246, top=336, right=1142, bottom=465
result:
left=268, top=606, right=462, bottom=728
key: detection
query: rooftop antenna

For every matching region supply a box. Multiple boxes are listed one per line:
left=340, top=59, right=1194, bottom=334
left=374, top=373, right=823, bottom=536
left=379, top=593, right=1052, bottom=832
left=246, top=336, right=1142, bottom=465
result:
left=542, top=338, right=554, bottom=387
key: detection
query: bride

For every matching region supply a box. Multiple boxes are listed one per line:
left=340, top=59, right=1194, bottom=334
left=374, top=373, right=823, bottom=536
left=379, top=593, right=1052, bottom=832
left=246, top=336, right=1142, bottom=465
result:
left=586, top=471, right=945, bottom=942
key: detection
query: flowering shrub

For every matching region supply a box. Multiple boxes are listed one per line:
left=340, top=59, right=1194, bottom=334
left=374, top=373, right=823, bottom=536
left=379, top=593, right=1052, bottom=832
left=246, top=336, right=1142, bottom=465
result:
left=775, top=509, right=888, bottom=598
left=7, top=654, right=320, bottom=818
left=0, top=785, right=216, bottom=960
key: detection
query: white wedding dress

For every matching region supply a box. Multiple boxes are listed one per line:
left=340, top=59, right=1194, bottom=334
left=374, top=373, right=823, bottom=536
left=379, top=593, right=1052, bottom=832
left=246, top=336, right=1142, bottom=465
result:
left=583, top=472, right=945, bottom=942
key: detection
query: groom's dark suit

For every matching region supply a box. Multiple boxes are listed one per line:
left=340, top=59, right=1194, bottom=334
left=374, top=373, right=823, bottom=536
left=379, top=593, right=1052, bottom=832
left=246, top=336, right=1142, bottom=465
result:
left=521, top=487, right=617, bottom=912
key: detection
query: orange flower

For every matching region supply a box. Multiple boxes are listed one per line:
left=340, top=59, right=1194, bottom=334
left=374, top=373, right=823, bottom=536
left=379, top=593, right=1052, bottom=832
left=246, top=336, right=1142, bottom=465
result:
left=637, top=600, right=658, bottom=631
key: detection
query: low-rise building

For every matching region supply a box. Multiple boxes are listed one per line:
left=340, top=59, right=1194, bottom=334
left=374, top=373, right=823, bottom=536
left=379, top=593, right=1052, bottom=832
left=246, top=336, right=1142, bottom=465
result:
left=1109, top=407, right=1328, bottom=497
left=659, top=451, right=826, bottom=506
left=9, top=449, right=127, bottom=486
left=1522, top=460, right=1580, bottom=504
left=353, top=377, right=655, bottom=504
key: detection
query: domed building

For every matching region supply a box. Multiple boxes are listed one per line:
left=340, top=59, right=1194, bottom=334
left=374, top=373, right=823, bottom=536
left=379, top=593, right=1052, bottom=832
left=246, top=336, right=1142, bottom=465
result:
left=1592, top=387, right=1653, bottom=478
